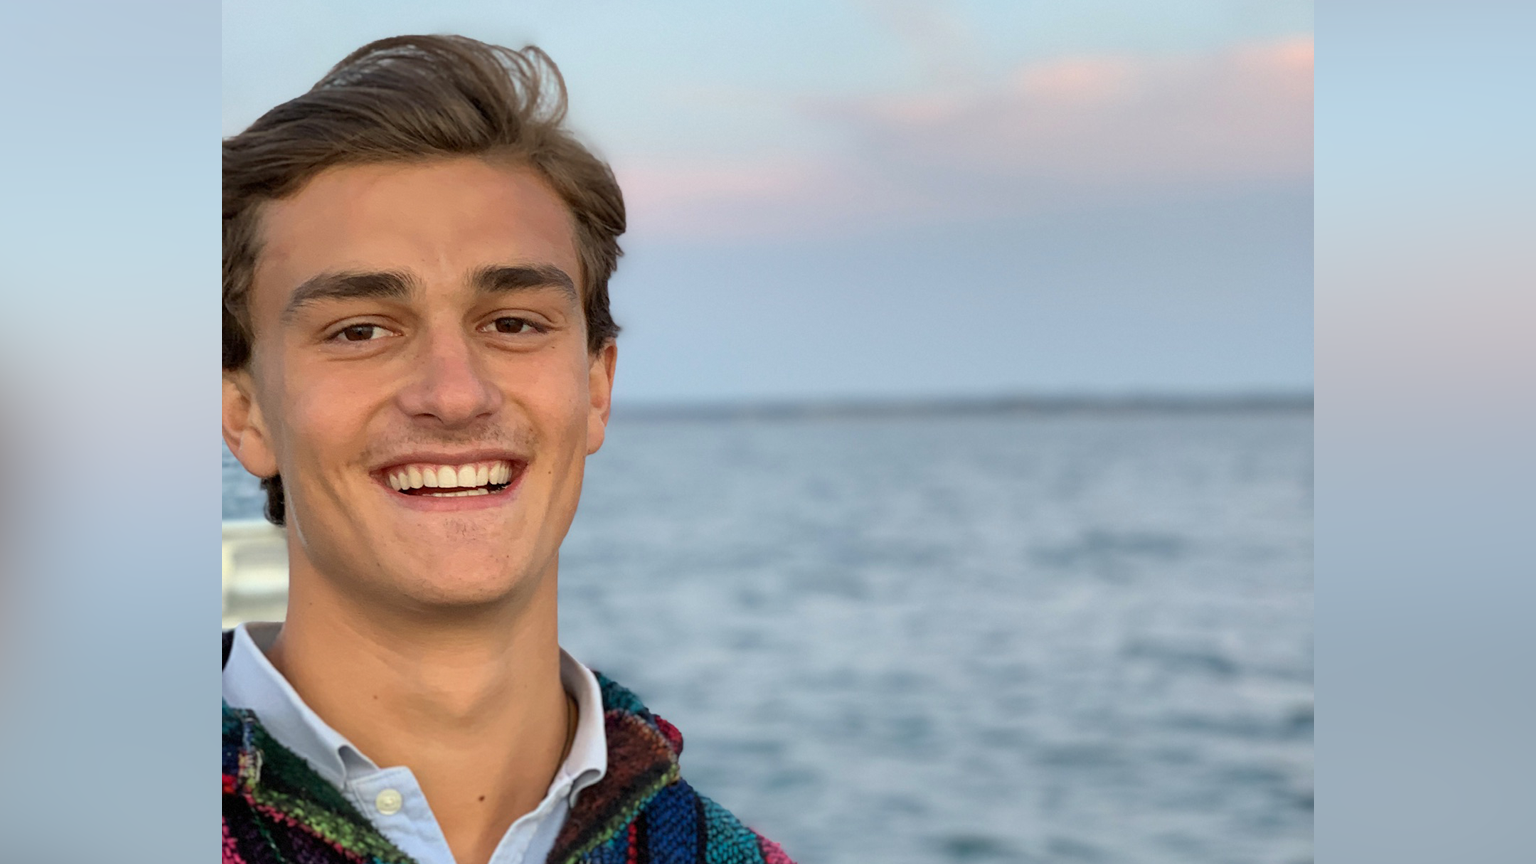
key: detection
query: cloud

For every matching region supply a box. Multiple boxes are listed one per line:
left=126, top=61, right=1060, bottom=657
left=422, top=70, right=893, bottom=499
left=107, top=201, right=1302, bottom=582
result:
left=615, top=36, right=1313, bottom=240
left=854, top=0, right=978, bottom=88
left=857, top=35, right=1314, bottom=186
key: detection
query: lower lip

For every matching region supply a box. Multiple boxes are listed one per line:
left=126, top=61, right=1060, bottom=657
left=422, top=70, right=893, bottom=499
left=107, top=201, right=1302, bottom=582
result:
left=377, top=469, right=525, bottom=512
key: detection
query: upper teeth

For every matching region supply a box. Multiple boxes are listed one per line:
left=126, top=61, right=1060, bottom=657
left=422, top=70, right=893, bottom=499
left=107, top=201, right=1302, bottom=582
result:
left=387, top=460, right=513, bottom=492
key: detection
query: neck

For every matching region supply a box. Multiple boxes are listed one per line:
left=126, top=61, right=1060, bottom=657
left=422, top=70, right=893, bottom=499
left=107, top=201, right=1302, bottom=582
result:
left=269, top=553, right=570, bottom=864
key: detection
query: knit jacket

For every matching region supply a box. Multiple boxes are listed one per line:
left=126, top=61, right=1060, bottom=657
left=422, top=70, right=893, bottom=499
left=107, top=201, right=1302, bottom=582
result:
left=222, top=632, right=794, bottom=864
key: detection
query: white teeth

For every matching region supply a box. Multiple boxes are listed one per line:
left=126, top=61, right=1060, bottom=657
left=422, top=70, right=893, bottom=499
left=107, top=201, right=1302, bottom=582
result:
left=390, top=461, right=514, bottom=493
left=424, top=488, right=491, bottom=498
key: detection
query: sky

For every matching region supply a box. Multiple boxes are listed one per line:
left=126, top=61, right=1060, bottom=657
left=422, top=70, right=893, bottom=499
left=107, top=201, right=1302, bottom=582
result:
left=223, top=0, right=1313, bottom=404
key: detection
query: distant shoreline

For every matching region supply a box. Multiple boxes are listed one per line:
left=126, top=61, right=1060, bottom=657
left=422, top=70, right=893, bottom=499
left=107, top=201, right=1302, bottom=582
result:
left=610, top=392, right=1314, bottom=423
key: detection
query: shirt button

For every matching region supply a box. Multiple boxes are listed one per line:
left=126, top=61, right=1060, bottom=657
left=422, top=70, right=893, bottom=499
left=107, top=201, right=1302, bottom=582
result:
left=375, top=788, right=403, bottom=816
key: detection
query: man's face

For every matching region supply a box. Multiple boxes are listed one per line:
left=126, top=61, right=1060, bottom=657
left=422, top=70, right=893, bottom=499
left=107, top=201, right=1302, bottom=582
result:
left=223, top=157, right=616, bottom=610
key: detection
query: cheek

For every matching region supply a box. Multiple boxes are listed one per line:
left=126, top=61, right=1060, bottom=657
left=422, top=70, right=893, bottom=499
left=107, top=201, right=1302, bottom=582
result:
left=515, top=349, right=592, bottom=433
left=557, top=358, right=595, bottom=440
left=515, top=360, right=594, bottom=506
left=279, top=371, right=376, bottom=471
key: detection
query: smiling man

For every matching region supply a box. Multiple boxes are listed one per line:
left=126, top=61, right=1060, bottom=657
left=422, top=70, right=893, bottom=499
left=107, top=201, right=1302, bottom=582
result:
left=221, top=36, right=793, bottom=864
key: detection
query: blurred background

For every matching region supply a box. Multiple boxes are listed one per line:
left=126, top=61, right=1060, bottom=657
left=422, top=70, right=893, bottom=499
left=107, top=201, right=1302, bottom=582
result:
left=224, top=2, right=1312, bottom=863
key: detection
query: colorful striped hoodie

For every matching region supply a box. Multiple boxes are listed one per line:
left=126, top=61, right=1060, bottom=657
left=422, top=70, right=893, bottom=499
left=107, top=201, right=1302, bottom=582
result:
left=222, top=633, right=795, bottom=864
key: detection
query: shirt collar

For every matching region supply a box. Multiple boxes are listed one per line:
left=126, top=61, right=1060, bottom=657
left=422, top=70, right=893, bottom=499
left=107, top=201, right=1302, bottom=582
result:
left=555, top=646, right=607, bottom=805
left=222, top=621, right=608, bottom=802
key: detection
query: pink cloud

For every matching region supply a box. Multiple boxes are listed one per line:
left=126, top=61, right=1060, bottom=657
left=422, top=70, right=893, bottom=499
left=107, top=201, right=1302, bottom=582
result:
left=914, top=35, right=1313, bottom=185
left=616, top=36, right=1313, bottom=240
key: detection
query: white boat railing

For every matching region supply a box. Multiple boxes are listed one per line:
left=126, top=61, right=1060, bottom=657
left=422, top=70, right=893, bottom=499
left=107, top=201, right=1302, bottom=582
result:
left=222, top=519, right=288, bottom=628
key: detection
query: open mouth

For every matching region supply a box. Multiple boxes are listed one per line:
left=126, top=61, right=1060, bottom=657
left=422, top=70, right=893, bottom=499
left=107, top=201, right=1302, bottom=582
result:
left=382, top=459, right=522, bottom=498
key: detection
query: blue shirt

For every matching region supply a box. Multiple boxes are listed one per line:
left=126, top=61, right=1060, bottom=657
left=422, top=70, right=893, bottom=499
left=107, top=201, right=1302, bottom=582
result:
left=222, top=622, right=608, bottom=864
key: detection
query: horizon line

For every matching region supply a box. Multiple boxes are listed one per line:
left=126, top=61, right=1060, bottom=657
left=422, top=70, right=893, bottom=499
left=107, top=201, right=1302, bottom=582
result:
left=610, top=390, right=1314, bottom=422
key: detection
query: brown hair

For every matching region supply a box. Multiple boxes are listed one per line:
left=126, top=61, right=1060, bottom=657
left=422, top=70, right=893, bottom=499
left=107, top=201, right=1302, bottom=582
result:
left=224, top=35, right=624, bottom=525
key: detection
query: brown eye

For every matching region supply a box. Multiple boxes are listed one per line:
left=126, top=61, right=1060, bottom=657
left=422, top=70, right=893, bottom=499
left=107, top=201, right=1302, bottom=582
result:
left=337, top=324, right=386, bottom=342
left=493, top=318, right=530, bottom=334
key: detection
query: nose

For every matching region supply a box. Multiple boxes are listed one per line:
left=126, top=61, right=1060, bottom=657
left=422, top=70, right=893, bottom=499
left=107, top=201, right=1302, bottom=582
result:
left=395, top=326, right=502, bottom=428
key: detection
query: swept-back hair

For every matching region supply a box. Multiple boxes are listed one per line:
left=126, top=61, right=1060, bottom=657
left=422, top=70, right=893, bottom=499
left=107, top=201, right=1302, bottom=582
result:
left=223, top=35, right=624, bottom=524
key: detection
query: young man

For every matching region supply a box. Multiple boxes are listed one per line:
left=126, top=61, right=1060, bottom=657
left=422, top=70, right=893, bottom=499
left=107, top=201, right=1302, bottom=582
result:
left=221, top=36, right=793, bottom=864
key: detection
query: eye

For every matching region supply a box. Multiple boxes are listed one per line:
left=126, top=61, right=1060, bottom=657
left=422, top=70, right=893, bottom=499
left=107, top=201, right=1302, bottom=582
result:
left=332, top=324, right=390, bottom=342
left=487, top=317, right=541, bottom=335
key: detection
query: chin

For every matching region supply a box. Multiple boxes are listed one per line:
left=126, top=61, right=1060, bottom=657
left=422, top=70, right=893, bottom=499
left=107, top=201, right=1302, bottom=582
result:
left=297, top=508, right=559, bottom=612
left=387, top=555, right=551, bottom=610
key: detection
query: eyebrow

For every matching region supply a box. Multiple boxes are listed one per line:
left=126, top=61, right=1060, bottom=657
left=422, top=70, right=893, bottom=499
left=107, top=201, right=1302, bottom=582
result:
left=471, top=264, right=578, bottom=303
left=280, top=264, right=578, bottom=322
left=281, top=270, right=416, bottom=322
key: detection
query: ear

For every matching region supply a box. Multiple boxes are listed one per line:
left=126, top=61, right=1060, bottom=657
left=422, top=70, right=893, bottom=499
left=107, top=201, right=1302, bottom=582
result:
left=223, top=371, right=279, bottom=480
left=586, top=341, right=618, bottom=455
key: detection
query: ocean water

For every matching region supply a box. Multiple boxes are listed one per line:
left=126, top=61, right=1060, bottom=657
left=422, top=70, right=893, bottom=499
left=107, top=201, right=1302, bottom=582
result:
left=223, top=409, right=1313, bottom=864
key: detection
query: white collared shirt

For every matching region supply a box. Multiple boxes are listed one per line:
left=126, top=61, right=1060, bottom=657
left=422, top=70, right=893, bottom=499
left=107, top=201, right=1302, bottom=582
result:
left=223, top=622, right=608, bottom=864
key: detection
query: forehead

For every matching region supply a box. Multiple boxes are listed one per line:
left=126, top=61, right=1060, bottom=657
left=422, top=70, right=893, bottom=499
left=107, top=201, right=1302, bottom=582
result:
left=251, top=158, right=580, bottom=315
